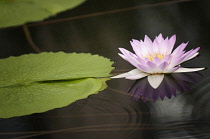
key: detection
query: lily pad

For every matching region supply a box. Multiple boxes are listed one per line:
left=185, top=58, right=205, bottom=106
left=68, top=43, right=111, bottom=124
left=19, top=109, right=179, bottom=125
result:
left=0, top=52, right=113, bottom=87
left=0, top=52, right=114, bottom=118
left=0, top=0, right=86, bottom=28
left=0, top=78, right=107, bottom=118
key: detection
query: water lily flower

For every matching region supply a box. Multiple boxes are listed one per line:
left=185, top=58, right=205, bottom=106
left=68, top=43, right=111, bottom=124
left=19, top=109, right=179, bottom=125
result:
left=111, top=34, right=205, bottom=89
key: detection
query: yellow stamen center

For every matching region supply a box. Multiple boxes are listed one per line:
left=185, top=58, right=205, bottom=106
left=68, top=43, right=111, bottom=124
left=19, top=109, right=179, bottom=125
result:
left=146, top=54, right=165, bottom=61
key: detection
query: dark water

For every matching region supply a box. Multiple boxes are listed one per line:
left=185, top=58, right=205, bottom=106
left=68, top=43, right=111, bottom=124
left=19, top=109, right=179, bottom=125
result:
left=0, top=0, right=210, bottom=138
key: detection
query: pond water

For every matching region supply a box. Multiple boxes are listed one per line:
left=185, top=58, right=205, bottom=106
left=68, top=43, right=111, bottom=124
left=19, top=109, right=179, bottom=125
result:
left=0, top=0, right=210, bottom=138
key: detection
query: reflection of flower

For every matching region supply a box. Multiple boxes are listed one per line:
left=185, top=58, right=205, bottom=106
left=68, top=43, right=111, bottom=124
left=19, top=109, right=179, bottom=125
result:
left=128, top=72, right=202, bottom=102
left=111, top=34, right=204, bottom=88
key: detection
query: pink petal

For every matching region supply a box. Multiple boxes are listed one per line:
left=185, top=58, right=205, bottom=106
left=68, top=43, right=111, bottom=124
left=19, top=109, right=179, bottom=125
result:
left=156, top=33, right=164, bottom=43
left=156, top=62, right=168, bottom=72
left=153, top=57, right=162, bottom=65
left=144, top=35, right=153, bottom=46
left=119, top=48, right=139, bottom=68
left=162, top=37, right=169, bottom=55
left=132, top=39, right=140, bottom=43
left=181, top=49, right=193, bottom=58
left=118, top=53, right=127, bottom=60
left=119, top=48, right=137, bottom=58
left=168, top=35, right=176, bottom=54
left=134, top=43, right=150, bottom=58
left=183, top=47, right=200, bottom=62
left=165, top=65, right=181, bottom=73
left=137, top=57, right=148, bottom=66
left=162, top=54, right=172, bottom=63
left=153, top=38, right=160, bottom=54
left=167, top=56, right=185, bottom=69
left=172, top=42, right=188, bottom=56
left=187, top=52, right=199, bottom=61
left=137, top=64, right=152, bottom=73
left=130, top=40, right=143, bottom=58
left=146, top=61, right=157, bottom=69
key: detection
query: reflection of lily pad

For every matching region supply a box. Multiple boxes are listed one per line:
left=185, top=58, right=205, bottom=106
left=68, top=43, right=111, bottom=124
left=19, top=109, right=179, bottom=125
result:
left=0, top=0, right=86, bottom=28
left=0, top=52, right=114, bottom=118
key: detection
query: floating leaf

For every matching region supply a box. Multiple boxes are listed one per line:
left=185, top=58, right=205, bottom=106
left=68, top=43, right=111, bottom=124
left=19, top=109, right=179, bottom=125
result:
left=0, top=52, right=113, bottom=87
left=0, top=52, right=114, bottom=118
left=0, top=0, right=86, bottom=28
left=0, top=78, right=107, bottom=118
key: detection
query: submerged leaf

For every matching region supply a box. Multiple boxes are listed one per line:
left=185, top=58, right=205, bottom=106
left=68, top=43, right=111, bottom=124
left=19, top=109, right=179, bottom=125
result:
left=0, top=0, right=86, bottom=28
left=0, top=52, right=113, bottom=118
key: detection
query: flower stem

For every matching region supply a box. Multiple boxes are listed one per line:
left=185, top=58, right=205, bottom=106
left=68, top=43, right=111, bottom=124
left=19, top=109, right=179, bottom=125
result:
left=23, top=24, right=41, bottom=52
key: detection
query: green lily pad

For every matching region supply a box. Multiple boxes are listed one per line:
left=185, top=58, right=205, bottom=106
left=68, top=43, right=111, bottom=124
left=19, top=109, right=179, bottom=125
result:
left=0, top=78, right=107, bottom=118
left=0, top=52, right=114, bottom=118
left=0, top=52, right=113, bottom=87
left=0, top=0, right=86, bottom=28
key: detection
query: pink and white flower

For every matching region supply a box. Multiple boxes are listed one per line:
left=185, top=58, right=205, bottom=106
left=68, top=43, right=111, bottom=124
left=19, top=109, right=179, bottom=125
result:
left=111, top=34, right=204, bottom=89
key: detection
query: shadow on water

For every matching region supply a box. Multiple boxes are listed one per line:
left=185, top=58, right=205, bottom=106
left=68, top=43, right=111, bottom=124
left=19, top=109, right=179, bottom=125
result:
left=128, top=72, right=202, bottom=102
left=0, top=89, right=151, bottom=139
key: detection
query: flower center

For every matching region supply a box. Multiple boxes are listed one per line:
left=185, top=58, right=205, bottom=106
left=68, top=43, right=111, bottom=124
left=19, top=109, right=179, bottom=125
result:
left=146, top=54, right=165, bottom=61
